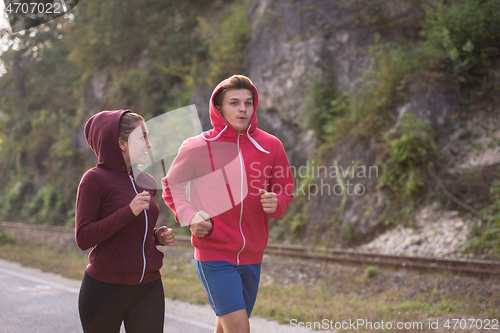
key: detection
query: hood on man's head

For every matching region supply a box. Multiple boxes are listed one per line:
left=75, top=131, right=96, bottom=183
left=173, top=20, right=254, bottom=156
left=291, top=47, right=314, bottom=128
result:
left=208, top=76, right=259, bottom=134
left=84, top=110, right=130, bottom=171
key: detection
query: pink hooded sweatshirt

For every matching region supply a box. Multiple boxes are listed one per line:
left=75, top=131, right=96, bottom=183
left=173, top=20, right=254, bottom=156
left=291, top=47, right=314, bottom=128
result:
left=162, top=79, right=294, bottom=265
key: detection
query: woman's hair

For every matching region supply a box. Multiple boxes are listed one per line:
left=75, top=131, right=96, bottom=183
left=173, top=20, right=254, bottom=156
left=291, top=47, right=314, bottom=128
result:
left=118, top=112, right=144, bottom=141
left=213, top=75, right=254, bottom=108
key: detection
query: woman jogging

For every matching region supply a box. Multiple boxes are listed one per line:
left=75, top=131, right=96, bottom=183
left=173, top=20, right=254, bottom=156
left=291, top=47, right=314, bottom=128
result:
left=163, top=75, right=294, bottom=333
left=75, top=110, right=174, bottom=333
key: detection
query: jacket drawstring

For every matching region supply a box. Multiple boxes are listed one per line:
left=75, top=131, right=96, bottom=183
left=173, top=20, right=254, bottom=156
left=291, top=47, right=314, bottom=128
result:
left=129, top=175, right=148, bottom=284
left=202, top=124, right=270, bottom=154
left=202, top=125, right=228, bottom=141
left=246, top=124, right=270, bottom=154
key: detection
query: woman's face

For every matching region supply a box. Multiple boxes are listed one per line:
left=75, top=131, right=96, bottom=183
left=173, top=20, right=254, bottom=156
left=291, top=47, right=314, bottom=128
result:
left=122, top=121, right=152, bottom=166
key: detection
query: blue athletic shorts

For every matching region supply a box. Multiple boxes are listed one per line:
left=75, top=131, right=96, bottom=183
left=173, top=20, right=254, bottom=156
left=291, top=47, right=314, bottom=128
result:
left=195, top=260, right=261, bottom=317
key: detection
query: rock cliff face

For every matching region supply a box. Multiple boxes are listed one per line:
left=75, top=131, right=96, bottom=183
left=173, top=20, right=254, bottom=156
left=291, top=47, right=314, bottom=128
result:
left=244, top=0, right=425, bottom=244
left=189, top=0, right=500, bottom=247
left=191, top=0, right=423, bottom=165
left=245, top=0, right=422, bottom=165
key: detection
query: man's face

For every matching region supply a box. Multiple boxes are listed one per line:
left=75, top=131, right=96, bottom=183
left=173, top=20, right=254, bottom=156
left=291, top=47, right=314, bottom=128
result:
left=218, top=89, right=254, bottom=132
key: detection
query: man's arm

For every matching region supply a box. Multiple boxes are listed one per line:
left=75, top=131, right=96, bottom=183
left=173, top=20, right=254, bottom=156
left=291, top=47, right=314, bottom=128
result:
left=265, top=144, right=294, bottom=219
left=161, top=139, right=198, bottom=225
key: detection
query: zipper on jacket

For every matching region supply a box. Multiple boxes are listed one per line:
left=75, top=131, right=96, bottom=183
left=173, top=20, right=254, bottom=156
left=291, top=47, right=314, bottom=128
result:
left=129, top=175, right=148, bottom=283
left=236, top=131, right=246, bottom=265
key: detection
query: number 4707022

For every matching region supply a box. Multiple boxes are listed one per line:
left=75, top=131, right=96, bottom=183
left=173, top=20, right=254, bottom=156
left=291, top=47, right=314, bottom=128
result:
left=5, top=2, right=63, bottom=15
left=444, top=319, right=499, bottom=330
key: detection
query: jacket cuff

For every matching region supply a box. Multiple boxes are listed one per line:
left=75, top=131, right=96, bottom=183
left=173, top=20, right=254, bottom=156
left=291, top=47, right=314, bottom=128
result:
left=265, top=197, right=287, bottom=219
left=266, top=209, right=284, bottom=219
left=153, top=228, right=162, bottom=246
left=179, top=208, right=197, bottom=227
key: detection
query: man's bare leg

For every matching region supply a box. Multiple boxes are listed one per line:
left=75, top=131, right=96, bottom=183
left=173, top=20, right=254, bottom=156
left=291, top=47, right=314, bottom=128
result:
left=214, top=309, right=249, bottom=333
left=214, top=317, right=223, bottom=333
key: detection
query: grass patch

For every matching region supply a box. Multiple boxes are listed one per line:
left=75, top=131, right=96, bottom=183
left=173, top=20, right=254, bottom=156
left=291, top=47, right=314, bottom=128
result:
left=253, top=284, right=476, bottom=329
left=0, top=241, right=88, bottom=280
left=0, top=240, right=498, bottom=330
left=381, top=300, right=471, bottom=317
left=0, top=228, right=16, bottom=245
left=159, top=249, right=207, bottom=304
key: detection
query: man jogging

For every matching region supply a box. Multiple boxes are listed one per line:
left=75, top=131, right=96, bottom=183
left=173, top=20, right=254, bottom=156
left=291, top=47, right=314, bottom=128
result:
left=163, top=75, right=294, bottom=333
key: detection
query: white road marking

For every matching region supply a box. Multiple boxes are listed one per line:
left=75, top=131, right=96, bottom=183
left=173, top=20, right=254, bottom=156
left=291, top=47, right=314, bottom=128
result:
left=0, top=264, right=215, bottom=331
left=17, top=284, right=53, bottom=292
left=0, top=267, right=80, bottom=293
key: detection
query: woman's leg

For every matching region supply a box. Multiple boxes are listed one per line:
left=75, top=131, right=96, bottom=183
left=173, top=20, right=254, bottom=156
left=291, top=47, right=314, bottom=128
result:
left=78, top=272, right=125, bottom=333
left=123, top=278, right=165, bottom=333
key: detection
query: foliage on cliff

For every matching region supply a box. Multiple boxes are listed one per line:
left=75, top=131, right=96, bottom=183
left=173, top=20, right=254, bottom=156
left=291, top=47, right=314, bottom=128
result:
left=1, top=0, right=499, bottom=258
left=298, top=0, right=500, bottom=245
left=0, top=0, right=250, bottom=225
left=306, top=0, right=500, bottom=146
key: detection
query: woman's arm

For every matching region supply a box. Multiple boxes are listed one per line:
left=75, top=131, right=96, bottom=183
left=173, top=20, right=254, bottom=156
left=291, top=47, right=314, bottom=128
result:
left=75, top=172, right=137, bottom=250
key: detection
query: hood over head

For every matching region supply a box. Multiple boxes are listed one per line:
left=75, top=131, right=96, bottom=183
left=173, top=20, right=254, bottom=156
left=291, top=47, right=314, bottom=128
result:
left=207, top=78, right=259, bottom=136
left=203, top=77, right=269, bottom=154
left=84, top=110, right=131, bottom=172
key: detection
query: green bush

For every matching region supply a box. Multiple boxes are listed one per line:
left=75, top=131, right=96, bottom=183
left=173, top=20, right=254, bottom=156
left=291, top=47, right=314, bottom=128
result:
left=303, top=74, right=348, bottom=142
left=19, top=184, right=66, bottom=225
left=421, top=0, right=500, bottom=84
left=464, top=178, right=500, bottom=258
left=197, top=0, right=251, bottom=85
left=305, top=41, right=424, bottom=146
left=0, top=179, right=32, bottom=219
left=356, top=40, right=423, bottom=118
left=0, top=228, right=16, bottom=245
left=379, top=113, right=437, bottom=200
left=278, top=180, right=311, bottom=241
left=365, top=265, right=379, bottom=278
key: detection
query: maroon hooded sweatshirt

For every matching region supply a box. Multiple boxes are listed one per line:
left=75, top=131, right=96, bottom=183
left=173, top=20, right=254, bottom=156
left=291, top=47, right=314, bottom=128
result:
left=75, top=110, right=164, bottom=285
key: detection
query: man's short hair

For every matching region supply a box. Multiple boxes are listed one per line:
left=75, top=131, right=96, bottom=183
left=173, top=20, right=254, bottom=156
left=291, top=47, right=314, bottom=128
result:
left=213, top=75, right=255, bottom=108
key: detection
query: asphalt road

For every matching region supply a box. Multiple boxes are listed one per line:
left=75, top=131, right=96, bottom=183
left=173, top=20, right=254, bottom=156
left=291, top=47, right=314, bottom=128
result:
left=0, top=260, right=214, bottom=333
left=0, top=266, right=81, bottom=333
left=0, top=259, right=302, bottom=333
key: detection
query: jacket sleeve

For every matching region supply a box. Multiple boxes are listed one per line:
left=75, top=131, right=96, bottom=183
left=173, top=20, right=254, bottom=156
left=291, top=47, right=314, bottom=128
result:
left=266, top=143, right=294, bottom=219
left=75, top=171, right=137, bottom=250
left=153, top=228, right=162, bottom=246
left=162, top=139, right=198, bottom=225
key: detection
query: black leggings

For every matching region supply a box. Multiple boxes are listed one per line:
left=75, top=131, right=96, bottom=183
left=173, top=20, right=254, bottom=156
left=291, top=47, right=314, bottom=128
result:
left=78, top=272, right=165, bottom=333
